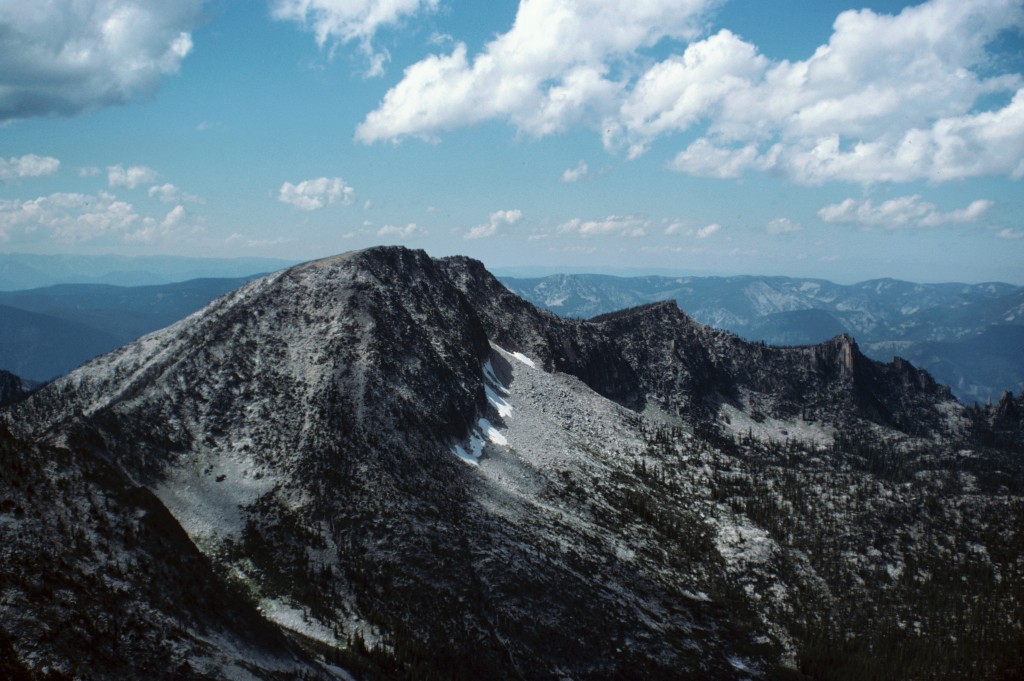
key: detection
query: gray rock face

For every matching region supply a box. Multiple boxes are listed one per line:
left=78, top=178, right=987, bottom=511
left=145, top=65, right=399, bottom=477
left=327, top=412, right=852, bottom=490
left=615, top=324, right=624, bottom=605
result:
left=443, top=257, right=959, bottom=436
left=4, top=246, right=1021, bottom=679
left=501, top=272, right=1024, bottom=403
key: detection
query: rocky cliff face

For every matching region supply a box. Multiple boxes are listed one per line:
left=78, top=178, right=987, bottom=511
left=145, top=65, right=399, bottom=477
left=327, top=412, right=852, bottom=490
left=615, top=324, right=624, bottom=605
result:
left=500, top=272, right=1024, bottom=403
left=4, top=246, right=1020, bottom=679
left=442, top=257, right=960, bottom=437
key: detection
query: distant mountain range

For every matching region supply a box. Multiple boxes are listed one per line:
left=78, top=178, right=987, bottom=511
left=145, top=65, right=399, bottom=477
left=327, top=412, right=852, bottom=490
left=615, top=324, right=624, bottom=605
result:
left=0, top=277, right=259, bottom=381
left=500, top=273, right=1024, bottom=403
left=0, top=252, right=293, bottom=289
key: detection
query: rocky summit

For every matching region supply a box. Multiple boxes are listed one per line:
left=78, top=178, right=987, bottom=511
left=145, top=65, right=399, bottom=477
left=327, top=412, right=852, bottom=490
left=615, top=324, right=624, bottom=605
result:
left=2, top=246, right=1022, bottom=680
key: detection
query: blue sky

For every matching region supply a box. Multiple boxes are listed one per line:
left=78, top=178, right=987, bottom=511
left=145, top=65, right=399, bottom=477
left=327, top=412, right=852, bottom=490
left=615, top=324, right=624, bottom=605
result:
left=1, top=0, right=1022, bottom=283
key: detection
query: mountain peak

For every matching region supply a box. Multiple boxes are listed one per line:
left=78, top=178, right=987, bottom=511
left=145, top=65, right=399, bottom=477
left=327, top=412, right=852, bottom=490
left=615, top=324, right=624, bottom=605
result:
left=6, top=247, right=1020, bottom=679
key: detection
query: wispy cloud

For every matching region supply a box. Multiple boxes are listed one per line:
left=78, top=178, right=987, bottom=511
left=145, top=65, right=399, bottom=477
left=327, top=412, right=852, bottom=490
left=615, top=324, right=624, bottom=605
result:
left=664, top=219, right=720, bottom=238
left=694, top=223, right=721, bottom=239
left=272, top=0, right=439, bottom=76
left=560, top=160, right=589, bottom=183
left=766, top=217, right=801, bottom=235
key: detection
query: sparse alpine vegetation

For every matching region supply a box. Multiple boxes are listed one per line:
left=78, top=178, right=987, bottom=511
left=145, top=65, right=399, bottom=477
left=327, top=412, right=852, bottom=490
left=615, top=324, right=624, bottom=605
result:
left=2, top=246, right=1021, bottom=680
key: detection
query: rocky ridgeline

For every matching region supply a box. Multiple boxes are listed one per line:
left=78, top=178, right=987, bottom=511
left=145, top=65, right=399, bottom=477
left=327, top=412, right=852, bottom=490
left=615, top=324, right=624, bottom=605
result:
left=500, top=272, right=1024, bottom=404
left=441, top=257, right=959, bottom=436
left=2, top=246, right=1021, bottom=680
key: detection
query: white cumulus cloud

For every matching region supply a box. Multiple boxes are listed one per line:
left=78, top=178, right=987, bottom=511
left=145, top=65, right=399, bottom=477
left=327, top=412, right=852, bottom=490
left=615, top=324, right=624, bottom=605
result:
left=0, top=191, right=139, bottom=243
left=108, top=165, right=158, bottom=189
left=559, top=215, right=648, bottom=238
left=638, top=0, right=1024, bottom=183
left=0, top=154, right=61, bottom=180
left=0, top=187, right=203, bottom=245
left=616, top=29, right=768, bottom=159
left=124, top=204, right=197, bottom=244
left=148, top=183, right=203, bottom=204
left=669, top=139, right=769, bottom=179
left=356, top=0, right=715, bottom=142
left=0, top=0, right=200, bottom=121
left=278, top=177, right=355, bottom=211
left=818, top=195, right=993, bottom=229
left=377, top=223, right=418, bottom=237
left=355, top=0, right=1024, bottom=185
left=464, top=209, right=523, bottom=239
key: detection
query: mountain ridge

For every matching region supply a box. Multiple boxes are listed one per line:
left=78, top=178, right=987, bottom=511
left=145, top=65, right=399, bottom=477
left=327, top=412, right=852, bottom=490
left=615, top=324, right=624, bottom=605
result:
left=4, top=246, right=1021, bottom=679
left=500, top=271, right=1024, bottom=402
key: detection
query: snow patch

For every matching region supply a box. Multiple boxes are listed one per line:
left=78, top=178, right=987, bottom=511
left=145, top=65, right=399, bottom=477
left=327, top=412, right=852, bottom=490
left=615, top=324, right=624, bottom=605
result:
left=485, top=385, right=513, bottom=418
left=259, top=598, right=341, bottom=648
left=510, top=351, right=536, bottom=368
left=452, top=417, right=511, bottom=466
left=681, top=589, right=711, bottom=602
left=728, top=656, right=752, bottom=672
left=453, top=355, right=515, bottom=465
left=452, top=444, right=480, bottom=466
left=483, top=355, right=513, bottom=416
left=479, top=417, right=508, bottom=446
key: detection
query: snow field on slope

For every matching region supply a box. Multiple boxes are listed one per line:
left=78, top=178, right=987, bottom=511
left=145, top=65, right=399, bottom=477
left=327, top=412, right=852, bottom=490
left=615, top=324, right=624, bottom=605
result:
left=259, top=598, right=343, bottom=648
